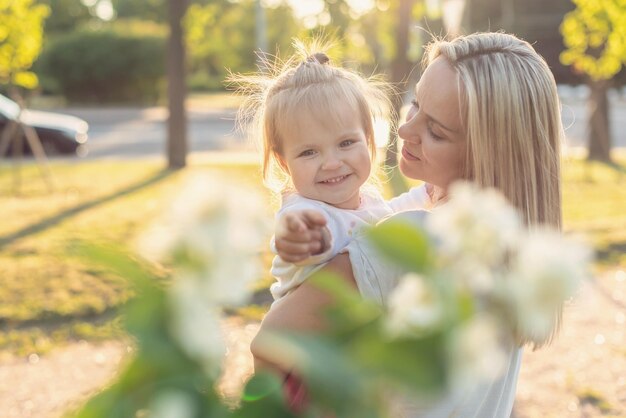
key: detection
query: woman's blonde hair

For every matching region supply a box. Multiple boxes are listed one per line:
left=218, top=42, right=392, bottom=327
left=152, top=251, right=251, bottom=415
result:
left=425, top=32, right=563, bottom=230
left=425, top=32, right=564, bottom=347
left=230, top=40, right=392, bottom=193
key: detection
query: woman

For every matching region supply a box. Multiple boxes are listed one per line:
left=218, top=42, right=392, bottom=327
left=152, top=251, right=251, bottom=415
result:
left=252, top=32, right=563, bottom=417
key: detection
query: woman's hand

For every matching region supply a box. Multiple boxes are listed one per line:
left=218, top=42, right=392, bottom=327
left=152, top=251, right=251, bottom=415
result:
left=275, top=209, right=328, bottom=263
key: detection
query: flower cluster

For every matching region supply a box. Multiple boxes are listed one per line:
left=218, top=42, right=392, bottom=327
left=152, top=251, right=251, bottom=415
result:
left=75, top=179, right=592, bottom=418
left=138, top=173, right=270, bottom=375
left=386, top=182, right=591, bottom=388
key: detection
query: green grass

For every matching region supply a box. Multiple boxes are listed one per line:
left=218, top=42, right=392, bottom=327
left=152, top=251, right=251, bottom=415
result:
left=562, top=157, right=626, bottom=269
left=0, top=159, right=267, bottom=355
left=0, top=156, right=624, bottom=355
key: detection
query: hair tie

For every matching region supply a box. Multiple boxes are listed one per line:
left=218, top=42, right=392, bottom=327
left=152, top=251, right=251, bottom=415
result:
left=306, top=52, right=330, bottom=65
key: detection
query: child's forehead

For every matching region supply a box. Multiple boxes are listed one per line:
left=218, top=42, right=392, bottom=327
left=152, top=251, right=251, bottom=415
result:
left=280, top=97, right=364, bottom=135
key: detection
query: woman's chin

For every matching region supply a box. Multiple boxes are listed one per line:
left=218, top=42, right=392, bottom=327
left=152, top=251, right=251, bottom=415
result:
left=399, top=158, right=420, bottom=180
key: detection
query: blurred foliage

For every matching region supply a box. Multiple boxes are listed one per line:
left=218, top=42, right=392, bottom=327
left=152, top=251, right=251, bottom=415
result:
left=69, top=172, right=591, bottom=417
left=559, top=0, right=625, bottom=161
left=0, top=0, right=50, bottom=89
left=37, top=30, right=165, bottom=103
left=71, top=243, right=291, bottom=418
left=184, top=0, right=301, bottom=92
left=105, top=17, right=168, bottom=37
left=39, top=0, right=91, bottom=34
left=560, top=0, right=626, bottom=81
left=305, top=0, right=433, bottom=77
left=33, top=0, right=436, bottom=98
left=110, top=0, right=169, bottom=22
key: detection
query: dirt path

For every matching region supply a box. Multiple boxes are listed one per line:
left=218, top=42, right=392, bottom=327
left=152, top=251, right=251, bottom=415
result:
left=515, top=271, right=626, bottom=417
left=1, top=272, right=624, bottom=418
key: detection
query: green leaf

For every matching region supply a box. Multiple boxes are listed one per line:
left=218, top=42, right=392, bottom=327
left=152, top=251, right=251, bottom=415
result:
left=241, top=372, right=284, bottom=402
left=235, top=372, right=296, bottom=418
left=366, top=218, right=433, bottom=273
left=350, top=330, right=448, bottom=393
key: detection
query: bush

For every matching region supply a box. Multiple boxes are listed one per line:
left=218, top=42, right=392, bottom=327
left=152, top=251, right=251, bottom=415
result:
left=37, top=30, right=165, bottom=104
left=187, top=71, right=226, bottom=92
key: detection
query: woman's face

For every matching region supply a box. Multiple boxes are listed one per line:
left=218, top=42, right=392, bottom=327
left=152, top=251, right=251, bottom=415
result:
left=398, top=56, right=466, bottom=191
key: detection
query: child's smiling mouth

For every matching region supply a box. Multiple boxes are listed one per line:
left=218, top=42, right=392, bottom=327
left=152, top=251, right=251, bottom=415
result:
left=318, top=174, right=351, bottom=185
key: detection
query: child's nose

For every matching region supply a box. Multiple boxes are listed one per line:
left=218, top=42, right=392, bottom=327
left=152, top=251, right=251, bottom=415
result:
left=321, top=154, right=342, bottom=170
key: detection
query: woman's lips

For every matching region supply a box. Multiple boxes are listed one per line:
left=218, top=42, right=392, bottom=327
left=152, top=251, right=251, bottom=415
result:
left=401, top=146, right=420, bottom=161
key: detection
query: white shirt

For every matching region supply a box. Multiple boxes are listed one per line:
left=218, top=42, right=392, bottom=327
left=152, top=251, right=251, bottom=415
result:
left=346, top=210, right=521, bottom=418
left=270, top=185, right=429, bottom=301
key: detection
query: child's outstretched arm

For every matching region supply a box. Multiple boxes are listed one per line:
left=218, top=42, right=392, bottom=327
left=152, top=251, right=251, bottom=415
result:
left=275, top=209, right=328, bottom=263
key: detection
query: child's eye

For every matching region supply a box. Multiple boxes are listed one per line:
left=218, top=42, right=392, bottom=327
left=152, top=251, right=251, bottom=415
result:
left=298, top=149, right=316, bottom=157
left=340, top=139, right=356, bottom=147
left=411, top=98, right=419, bottom=109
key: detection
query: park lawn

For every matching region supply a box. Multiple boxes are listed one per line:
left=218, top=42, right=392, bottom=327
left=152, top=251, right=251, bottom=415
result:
left=0, top=156, right=624, bottom=356
left=0, top=159, right=269, bottom=356
left=561, top=156, right=626, bottom=268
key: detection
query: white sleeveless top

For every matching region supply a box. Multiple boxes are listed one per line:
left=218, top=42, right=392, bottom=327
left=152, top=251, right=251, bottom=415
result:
left=344, top=210, right=521, bottom=418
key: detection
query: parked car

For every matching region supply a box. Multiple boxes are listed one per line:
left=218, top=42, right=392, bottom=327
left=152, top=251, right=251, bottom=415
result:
left=0, top=94, right=88, bottom=157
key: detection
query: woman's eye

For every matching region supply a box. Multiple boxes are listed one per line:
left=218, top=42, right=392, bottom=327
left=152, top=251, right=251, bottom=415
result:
left=340, top=139, right=355, bottom=147
left=298, top=149, right=316, bottom=157
left=428, top=125, right=443, bottom=141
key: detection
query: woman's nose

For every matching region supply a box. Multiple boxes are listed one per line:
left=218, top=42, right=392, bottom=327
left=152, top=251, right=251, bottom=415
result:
left=398, top=112, right=421, bottom=142
left=398, top=120, right=418, bottom=142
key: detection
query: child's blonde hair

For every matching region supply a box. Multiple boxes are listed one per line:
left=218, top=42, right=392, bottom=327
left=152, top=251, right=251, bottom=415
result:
left=425, top=32, right=564, bottom=348
left=230, top=40, right=392, bottom=193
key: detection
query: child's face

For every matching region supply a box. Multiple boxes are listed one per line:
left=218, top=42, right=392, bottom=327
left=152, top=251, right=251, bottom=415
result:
left=279, top=103, right=371, bottom=210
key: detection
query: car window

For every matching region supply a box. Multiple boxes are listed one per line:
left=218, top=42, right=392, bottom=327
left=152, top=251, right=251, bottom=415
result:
left=0, top=94, right=20, bottom=120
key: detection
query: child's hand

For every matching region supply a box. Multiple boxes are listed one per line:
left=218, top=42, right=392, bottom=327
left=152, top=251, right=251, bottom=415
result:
left=275, top=210, right=328, bottom=263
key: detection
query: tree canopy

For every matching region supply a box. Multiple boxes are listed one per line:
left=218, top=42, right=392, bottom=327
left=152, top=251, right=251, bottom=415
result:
left=560, top=0, right=626, bottom=80
left=0, top=0, right=50, bottom=89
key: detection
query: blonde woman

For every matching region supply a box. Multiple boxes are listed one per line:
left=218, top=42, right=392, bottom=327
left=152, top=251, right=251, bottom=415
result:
left=253, top=32, right=563, bottom=417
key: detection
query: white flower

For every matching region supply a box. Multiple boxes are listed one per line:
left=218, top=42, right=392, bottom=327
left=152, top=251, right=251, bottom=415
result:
left=138, top=173, right=271, bottom=306
left=506, top=229, right=591, bottom=344
left=445, top=257, right=497, bottom=295
left=148, top=390, right=197, bottom=418
left=386, top=273, right=445, bottom=337
left=169, top=276, right=225, bottom=377
left=447, top=314, right=508, bottom=389
left=427, top=182, right=521, bottom=272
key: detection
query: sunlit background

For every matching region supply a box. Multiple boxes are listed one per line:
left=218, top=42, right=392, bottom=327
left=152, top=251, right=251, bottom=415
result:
left=1, top=1, right=625, bottom=417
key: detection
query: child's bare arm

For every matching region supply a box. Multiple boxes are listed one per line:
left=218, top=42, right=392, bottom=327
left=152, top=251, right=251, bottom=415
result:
left=275, top=210, right=328, bottom=263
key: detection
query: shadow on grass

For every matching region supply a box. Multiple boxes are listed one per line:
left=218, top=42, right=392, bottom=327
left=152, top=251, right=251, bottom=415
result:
left=1, top=304, right=120, bottom=330
left=0, top=168, right=174, bottom=249
left=596, top=240, right=626, bottom=266
left=0, top=308, right=124, bottom=356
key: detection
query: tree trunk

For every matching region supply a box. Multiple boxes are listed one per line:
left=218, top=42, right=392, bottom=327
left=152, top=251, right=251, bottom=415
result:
left=385, top=0, right=415, bottom=168
left=384, top=0, right=417, bottom=195
left=167, top=0, right=188, bottom=169
left=587, top=78, right=612, bottom=163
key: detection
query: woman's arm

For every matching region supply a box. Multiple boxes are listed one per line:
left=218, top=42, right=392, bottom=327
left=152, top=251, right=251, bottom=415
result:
left=251, top=253, right=356, bottom=373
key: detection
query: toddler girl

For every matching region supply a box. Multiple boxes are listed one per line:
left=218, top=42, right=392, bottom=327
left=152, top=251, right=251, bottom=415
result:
left=233, top=43, right=429, bottom=302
